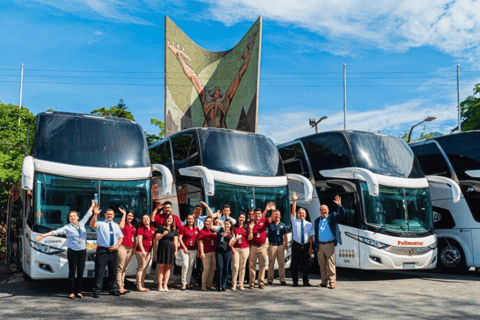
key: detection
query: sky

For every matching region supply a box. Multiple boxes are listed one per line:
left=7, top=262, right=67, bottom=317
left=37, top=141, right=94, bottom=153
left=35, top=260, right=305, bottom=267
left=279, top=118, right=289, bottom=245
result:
left=1, top=0, right=480, bottom=144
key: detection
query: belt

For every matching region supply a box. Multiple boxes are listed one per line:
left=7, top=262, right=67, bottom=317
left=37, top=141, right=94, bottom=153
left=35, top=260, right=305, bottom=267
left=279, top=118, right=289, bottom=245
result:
left=269, top=242, right=284, bottom=246
left=293, top=241, right=309, bottom=247
left=318, top=241, right=334, bottom=244
left=250, top=243, right=267, bottom=247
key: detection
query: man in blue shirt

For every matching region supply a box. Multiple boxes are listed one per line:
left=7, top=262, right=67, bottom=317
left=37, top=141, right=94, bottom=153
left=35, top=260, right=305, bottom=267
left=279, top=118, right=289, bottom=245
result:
left=267, top=209, right=288, bottom=286
left=291, top=193, right=315, bottom=287
left=90, top=207, right=124, bottom=298
left=314, top=195, right=345, bottom=289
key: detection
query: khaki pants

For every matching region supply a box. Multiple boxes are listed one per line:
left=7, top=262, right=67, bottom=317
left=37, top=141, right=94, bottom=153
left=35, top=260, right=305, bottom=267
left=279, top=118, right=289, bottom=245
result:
left=317, top=242, right=336, bottom=285
left=116, top=245, right=134, bottom=290
left=202, top=252, right=216, bottom=288
left=135, top=251, right=151, bottom=290
left=181, top=250, right=197, bottom=285
left=232, top=247, right=249, bottom=287
left=249, top=244, right=267, bottom=286
left=267, top=245, right=285, bottom=282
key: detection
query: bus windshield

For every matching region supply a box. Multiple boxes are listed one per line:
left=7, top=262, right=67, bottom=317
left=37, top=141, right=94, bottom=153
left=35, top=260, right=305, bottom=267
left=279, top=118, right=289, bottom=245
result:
left=34, top=113, right=150, bottom=168
left=361, top=182, right=433, bottom=232
left=32, top=173, right=150, bottom=233
left=345, top=132, right=423, bottom=178
left=435, top=132, right=480, bottom=172
left=198, top=130, right=285, bottom=177
left=207, top=182, right=290, bottom=226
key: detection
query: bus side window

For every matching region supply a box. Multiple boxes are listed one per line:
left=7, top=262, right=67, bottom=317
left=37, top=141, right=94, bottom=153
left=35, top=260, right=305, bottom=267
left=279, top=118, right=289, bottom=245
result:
left=150, top=140, right=173, bottom=172
left=176, top=182, right=203, bottom=222
left=411, top=144, right=451, bottom=177
left=278, top=143, right=310, bottom=178
left=171, top=133, right=200, bottom=174
left=319, top=193, right=359, bottom=228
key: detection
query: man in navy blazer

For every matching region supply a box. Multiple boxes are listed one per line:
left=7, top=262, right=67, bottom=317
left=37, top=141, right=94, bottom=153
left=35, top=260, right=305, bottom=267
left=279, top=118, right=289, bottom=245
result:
left=314, top=195, right=344, bottom=289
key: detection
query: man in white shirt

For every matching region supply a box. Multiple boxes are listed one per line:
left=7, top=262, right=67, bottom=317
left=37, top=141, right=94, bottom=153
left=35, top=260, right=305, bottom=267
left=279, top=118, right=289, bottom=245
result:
left=90, top=208, right=124, bottom=298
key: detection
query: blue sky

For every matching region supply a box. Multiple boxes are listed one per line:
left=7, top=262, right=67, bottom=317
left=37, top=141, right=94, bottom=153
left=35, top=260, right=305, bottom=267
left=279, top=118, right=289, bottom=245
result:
left=1, top=0, right=480, bottom=143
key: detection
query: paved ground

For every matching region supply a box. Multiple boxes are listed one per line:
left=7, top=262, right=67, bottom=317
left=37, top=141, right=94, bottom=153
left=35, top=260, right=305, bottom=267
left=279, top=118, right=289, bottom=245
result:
left=1, top=261, right=480, bottom=319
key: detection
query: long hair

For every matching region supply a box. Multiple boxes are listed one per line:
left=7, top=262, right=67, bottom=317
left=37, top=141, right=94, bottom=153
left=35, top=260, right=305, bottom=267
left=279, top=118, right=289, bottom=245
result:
left=235, top=212, right=247, bottom=229
left=224, top=219, right=235, bottom=239
left=203, top=216, right=213, bottom=231
left=185, top=213, right=197, bottom=229
left=162, top=213, right=176, bottom=231
left=140, top=214, right=150, bottom=229
left=67, top=211, right=78, bottom=223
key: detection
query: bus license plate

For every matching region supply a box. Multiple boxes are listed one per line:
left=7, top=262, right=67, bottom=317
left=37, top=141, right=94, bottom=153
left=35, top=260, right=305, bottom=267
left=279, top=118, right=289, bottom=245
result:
left=403, top=263, right=415, bottom=269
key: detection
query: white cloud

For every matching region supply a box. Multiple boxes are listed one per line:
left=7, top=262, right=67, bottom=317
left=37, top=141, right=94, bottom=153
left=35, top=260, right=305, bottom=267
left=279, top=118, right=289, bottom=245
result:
left=259, top=98, right=458, bottom=144
left=200, top=0, right=480, bottom=64
left=94, top=31, right=103, bottom=35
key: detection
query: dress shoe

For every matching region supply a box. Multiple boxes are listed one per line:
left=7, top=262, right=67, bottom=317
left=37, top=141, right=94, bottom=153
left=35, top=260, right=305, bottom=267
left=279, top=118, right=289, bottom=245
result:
left=92, top=293, right=100, bottom=298
left=109, top=292, right=121, bottom=296
left=267, top=281, right=273, bottom=285
left=221, top=287, right=226, bottom=291
left=304, top=282, right=312, bottom=287
left=280, top=281, right=287, bottom=286
left=292, top=283, right=298, bottom=287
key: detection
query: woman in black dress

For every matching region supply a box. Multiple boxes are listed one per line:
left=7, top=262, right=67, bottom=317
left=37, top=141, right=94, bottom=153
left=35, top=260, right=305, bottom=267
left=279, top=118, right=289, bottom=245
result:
left=154, top=214, right=178, bottom=292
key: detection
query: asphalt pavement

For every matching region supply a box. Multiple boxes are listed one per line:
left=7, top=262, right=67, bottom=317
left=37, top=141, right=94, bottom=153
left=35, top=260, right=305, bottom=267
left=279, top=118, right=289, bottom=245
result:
left=1, top=262, right=479, bottom=319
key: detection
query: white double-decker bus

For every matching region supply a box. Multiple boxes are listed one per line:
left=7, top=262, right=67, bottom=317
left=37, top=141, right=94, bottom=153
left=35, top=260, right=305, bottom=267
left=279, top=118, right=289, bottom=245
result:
left=149, top=127, right=312, bottom=269
left=278, top=130, right=440, bottom=270
left=7, top=112, right=172, bottom=280
left=410, top=131, right=479, bottom=273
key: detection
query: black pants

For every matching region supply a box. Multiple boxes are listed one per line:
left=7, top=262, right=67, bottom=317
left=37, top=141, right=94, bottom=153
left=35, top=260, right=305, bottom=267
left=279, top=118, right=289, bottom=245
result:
left=92, top=247, right=118, bottom=295
left=193, top=257, right=203, bottom=286
left=291, top=241, right=310, bottom=284
left=216, top=250, right=232, bottom=290
left=67, top=248, right=86, bottom=294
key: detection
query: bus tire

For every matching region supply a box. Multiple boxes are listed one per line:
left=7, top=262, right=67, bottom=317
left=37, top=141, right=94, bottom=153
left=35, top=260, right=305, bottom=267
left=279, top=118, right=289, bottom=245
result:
left=437, top=238, right=468, bottom=274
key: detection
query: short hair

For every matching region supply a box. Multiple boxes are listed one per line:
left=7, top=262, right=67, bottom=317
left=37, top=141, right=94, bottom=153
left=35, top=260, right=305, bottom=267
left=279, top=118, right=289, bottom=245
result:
left=273, top=209, right=281, bottom=214
left=106, top=209, right=115, bottom=214
left=320, top=204, right=329, bottom=210
left=194, top=205, right=202, bottom=209
left=163, top=201, right=172, bottom=207
left=254, top=208, right=262, bottom=213
left=67, top=211, right=78, bottom=221
left=247, top=209, right=254, bottom=215
left=298, top=208, right=307, bottom=214
left=223, top=205, right=231, bottom=209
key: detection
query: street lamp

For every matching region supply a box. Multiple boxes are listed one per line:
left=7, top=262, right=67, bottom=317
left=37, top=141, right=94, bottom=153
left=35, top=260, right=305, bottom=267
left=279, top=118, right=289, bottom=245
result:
left=407, top=116, right=436, bottom=143
left=309, top=116, right=328, bottom=133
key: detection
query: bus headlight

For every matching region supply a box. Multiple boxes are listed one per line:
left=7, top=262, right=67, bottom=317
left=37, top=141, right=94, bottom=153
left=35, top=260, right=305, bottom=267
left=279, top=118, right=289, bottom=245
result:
left=428, top=242, right=438, bottom=250
left=29, top=240, right=65, bottom=255
left=345, top=232, right=390, bottom=249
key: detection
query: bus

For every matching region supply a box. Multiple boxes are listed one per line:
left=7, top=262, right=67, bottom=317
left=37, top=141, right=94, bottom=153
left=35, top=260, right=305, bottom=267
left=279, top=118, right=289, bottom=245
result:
left=278, top=130, right=444, bottom=270
left=148, top=127, right=312, bottom=269
left=7, top=112, right=173, bottom=280
left=410, top=131, right=479, bottom=273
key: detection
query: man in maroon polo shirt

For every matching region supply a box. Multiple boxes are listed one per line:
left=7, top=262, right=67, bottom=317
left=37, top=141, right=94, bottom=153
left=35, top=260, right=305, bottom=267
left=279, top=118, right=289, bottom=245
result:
left=247, top=204, right=275, bottom=289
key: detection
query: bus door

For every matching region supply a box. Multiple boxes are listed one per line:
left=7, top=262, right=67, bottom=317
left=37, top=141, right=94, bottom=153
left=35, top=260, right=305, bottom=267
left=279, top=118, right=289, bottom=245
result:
left=316, top=179, right=361, bottom=269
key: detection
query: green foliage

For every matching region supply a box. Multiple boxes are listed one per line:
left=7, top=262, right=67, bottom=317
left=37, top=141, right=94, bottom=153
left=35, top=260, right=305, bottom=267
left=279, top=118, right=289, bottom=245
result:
left=90, top=99, right=135, bottom=121
left=145, top=118, right=165, bottom=146
left=47, top=108, right=55, bottom=112
left=452, top=83, right=480, bottom=132
left=0, top=103, right=36, bottom=222
left=400, top=126, right=439, bottom=143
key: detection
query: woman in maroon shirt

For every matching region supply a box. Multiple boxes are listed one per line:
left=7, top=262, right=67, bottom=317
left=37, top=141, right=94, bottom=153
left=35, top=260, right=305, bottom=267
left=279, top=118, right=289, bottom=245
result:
left=135, top=214, right=155, bottom=292
left=117, top=208, right=136, bottom=294
left=198, top=216, right=221, bottom=291
left=231, top=212, right=249, bottom=290
left=178, top=214, right=199, bottom=290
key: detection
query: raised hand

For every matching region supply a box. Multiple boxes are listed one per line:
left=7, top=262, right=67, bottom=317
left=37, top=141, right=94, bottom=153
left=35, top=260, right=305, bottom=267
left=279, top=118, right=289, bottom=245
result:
left=167, top=41, right=191, bottom=62
left=200, top=201, right=208, bottom=208
left=119, top=207, right=126, bottom=215
left=292, top=192, right=299, bottom=201
left=93, top=206, right=102, bottom=216
left=155, top=201, right=163, bottom=210
left=333, top=195, right=342, bottom=207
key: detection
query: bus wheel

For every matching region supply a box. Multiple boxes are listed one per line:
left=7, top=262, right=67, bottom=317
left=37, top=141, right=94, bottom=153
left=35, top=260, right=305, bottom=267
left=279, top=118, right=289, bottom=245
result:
left=437, top=239, right=468, bottom=274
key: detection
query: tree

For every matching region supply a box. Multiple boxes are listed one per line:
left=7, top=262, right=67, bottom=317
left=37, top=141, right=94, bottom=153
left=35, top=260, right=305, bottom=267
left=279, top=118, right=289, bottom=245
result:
left=90, top=99, right=135, bottom=120
left=400, top=126, right=440, bottom=143
left=0, top=103, right=36, bottom=222
left=452, top=83, right=480, bottom=132
left=145, top=118, right=165, bottom=146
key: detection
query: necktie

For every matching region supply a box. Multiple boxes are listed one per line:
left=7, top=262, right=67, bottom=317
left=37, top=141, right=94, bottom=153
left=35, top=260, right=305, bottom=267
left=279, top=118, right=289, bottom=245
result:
left=109, top=222, right=114, bottom=246
left=301, top=220, right=305, bottom=245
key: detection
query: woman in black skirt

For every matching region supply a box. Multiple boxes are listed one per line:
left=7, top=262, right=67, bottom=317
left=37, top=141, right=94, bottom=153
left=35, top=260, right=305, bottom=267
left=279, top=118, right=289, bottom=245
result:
left=154, top=214, right=178, bottom=292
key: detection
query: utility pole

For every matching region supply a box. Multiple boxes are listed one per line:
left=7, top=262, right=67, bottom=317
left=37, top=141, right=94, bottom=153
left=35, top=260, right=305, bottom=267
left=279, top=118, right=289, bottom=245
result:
left=343, top=64, right=347, bottom=130
left=19, top=64, right=24, bottom=126
left=457, top=64, right=461, bottom=132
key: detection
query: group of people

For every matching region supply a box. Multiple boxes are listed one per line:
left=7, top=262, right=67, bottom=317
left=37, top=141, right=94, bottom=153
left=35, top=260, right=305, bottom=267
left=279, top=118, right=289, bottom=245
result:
left=35, top=193, right=345, bottom=298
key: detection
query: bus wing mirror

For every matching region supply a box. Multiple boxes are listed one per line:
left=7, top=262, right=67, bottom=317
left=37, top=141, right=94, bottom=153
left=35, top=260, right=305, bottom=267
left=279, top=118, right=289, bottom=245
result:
left=22, top=156, right=34, bottom=191
left=320, top=168, right=379, bottom=196
left=286, top=174, right=313, bottom=202
left=465, top=170, right=480, bottom=178
left=426, top=175, right=461, bottom=203
left=179, top=166, right=215, bottom=196
left=151, top=164, right=173, bottom=196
